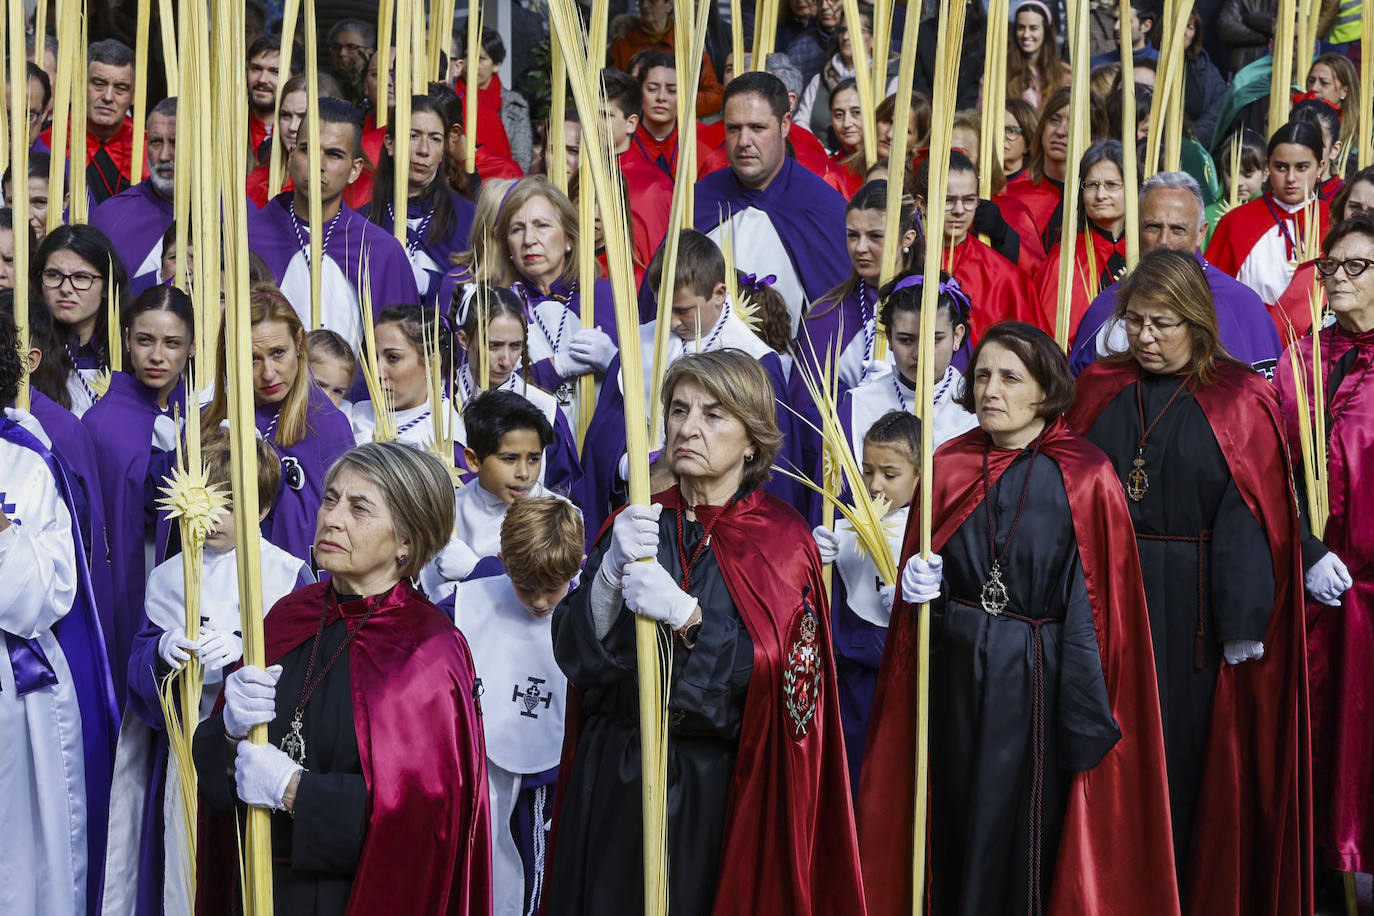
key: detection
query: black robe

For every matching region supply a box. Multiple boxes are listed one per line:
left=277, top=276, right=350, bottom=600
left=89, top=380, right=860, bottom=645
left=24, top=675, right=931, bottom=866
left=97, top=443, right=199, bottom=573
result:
left=194, top=618, right=370, bottom=915
left=930, top=449, right=1119, bottom=915
left=549, top=508, right=754, bottom=916
left=1084, top=373, right=1274, bottom=867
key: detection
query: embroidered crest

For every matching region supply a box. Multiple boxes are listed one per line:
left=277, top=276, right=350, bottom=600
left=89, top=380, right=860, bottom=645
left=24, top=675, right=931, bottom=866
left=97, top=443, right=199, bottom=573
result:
left=782, top=591, right=823, bottom=740
left=513, top=676, right=554, bottom=719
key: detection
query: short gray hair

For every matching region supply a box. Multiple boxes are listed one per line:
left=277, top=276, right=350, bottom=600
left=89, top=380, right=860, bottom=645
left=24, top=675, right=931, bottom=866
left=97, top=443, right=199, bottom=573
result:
left=149, top=97, right=176, bottom=121
left=764, top=52, right=803, bottom=104
left=328, top=19, right=377, bottom=48
left=89, top=39, right=134, bottom=70
left=1140, top=171, right=1206, bottom=230
left=324, top=442, right=456, bottom=580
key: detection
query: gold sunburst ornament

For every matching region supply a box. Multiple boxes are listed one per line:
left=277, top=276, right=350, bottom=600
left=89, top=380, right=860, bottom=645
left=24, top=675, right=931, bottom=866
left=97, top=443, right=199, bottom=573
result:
left=89, top=367, right=112, bottom=399
left=157, top=465, right=231, bottom=546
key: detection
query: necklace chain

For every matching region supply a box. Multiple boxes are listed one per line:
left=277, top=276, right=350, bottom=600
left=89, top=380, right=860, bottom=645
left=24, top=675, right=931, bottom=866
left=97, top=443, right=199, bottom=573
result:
left=1126, top=377, right=1190, bottom=502
left=978, top=434, right=1044, bottom=615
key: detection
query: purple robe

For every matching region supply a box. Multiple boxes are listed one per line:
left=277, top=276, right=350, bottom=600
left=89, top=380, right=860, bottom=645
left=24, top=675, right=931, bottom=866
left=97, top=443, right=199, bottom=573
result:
left=79, top=372, right=182, bottom=704
left=253, top=384, right=356, bottom=564
left=1069, top=255, right=1283, bottom=378
left=90, top=182, right=174, bottom=297
left=514, top=277, right=620, bottom=398
left=1, top=415, right=120, bottom=916
left=694, top=157, right=851, bottom=331
left=248, top=192, right=420, bottom=356
left=30, top=390, right=116, bottom=685
left=372, top=188, right=477, bottom=306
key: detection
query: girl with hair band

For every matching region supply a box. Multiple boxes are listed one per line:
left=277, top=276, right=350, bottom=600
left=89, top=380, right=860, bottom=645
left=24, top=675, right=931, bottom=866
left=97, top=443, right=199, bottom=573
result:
left=81, top=285, right=194, bottom=701
left=367, top=95, right=478, bottom=305
left=794, top=180, right=918, bottom=395
left=452, top=284, right=583, bottom=501
left=203, top=284, right=355, bottom=564
left=1289, top=98, right=1347, bottom=202
left=1207, top=121, right=1330, bottom=330
left=837, top=270, right=978, bottom=463
left=348, top=305, right=468, bottom=458
left=494, top=176, right=619, bottom=436
left=33, top=223, right=130, bottom=417
left=1032, top=140, right=1129, bottom=345
left=1006, top=0, right=1071, bottom=111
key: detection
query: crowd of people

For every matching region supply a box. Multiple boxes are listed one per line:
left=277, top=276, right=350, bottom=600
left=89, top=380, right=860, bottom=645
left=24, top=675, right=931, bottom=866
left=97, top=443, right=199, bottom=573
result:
left=2, top=1, right=1373, bottom=914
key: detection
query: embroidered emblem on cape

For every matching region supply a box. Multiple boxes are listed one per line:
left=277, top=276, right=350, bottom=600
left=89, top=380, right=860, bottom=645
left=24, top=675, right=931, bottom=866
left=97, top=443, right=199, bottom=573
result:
left=514, top=676, right=554, bottom=718
left=783, top=589, right=823, bottom=740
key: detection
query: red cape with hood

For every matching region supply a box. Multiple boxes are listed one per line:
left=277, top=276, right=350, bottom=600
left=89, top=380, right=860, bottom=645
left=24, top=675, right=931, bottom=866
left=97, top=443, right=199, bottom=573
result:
left=549, top=486, right=866, bottom=914
left=1067, top=359, right=1313, bottom=916
left=857, top=418, right=1179, bottom=916
left=261, top=580, right=492, bottom=916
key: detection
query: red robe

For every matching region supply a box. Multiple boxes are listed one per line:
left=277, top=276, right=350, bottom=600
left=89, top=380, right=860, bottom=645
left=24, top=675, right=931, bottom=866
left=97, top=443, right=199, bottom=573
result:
left=262, top=581, right=492, bottom=916
left=457, top=75, right=514, bottom=162
left=1002, top=173, right=1063, bottom=240
left=1277, top=325, right=1374, bottom=874
left=827, top=151, right=865, bottom=199
left=550, top=486, right=867, bottom=914
left=619, top=152, right=674, bottom=268
left=857, top=418, right=1179, bottom=916
left=41, top=116, right=136, bottom=184
left=1207, top=194, right=1331, bottom=333
left=1032, top=227, right=1128, bottom=345
left=248, top=112, right=273, bottom=160
left=1069, top=359, right=1313, bottom=916
left=944, top=233, right=1036, bottom=341
left=623, top=123, right=712, bottom=184
left=993, top=191, right=1048, bottom=273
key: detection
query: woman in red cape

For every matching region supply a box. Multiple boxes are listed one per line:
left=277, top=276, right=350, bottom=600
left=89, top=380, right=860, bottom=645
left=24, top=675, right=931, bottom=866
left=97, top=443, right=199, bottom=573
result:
left=858, top=322, right=1178, bottom=916
left=1069, top=250, right=1311, bottom=915
left=1276, top=216, right=1374, bottom=883
left=546, top=350, right=864, bottom=915
left=194, top=443, right=491, bottom=916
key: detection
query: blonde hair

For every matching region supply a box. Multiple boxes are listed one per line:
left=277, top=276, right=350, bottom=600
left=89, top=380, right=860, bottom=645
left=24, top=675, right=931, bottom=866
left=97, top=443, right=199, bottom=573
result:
left=324, top=442, right=456, bottom=580
left=500, top=497, right=585, bottom=588
left=490, top=176, right=580, bottom=288
left=204, top=284, right=313, bottom=448
left=449, top=177, right=518, bottom=284
left=201, top=427, right=282, bottom=515
left=660, top=349, right=783, bottom=491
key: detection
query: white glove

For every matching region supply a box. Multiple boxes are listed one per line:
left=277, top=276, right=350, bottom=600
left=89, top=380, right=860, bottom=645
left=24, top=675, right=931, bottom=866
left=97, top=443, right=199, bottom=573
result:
left=602, top=504, right=663, bottom=588
left=859, top=357, right=893, bottom=384
left=1223, top=639, right=1265, bottom=665
left=621, top=560, right=698, bottom=630
left=223, top=664, right=282, bottom=740
left=567, top=327, right=617, bottom=373
left=900, top=552, right=944, bottom=605
left=234, top=741, right=303, bottom=810
left=434, top=537, right=480, bottom=583
left=1305, top=552, right=1353, bottom=607
left=157, top=627, right=196, bottom=670
left=197, top=629, right=244, bottom=673
left=552, top=348, right=587, bottom=379
left=812, top=525, right=840, bottom=564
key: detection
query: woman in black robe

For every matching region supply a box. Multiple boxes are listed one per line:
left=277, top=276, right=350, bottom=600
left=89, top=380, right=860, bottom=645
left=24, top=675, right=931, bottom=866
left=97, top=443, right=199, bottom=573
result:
left=858, top=321, right=1178, bottom=916
left=1069, top=248, right=1310, bottom=912
left=549, top=349, right=864, bottom=916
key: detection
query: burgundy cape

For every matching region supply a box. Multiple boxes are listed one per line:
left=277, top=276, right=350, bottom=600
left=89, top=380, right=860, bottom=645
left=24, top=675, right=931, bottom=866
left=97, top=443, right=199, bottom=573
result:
left=1277, top=326, right=1374, bottom=873
left=552, top=486, right=867, bottom=914
left=857, top=419, right=1179, bottom=916
left=263, top=581, right=491, bottom=915
left=1069, top=359, right=1313, bottom=915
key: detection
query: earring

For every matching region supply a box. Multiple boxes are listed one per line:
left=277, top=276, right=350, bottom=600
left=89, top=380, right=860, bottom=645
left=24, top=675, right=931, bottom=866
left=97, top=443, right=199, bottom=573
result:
left=745, top=451, right=756, bottom=462
left=903, top=246, right=910, bottom=254
left=398, top=554, right=409, bottom=567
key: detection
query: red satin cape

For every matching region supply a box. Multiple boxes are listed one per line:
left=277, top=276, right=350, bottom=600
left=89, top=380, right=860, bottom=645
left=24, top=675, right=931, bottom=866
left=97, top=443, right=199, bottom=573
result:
left=857, top=418, right=1180, bottom=916
left=548, top=486, right=867, bottom=915
left=1068, top=359, right=1313, bottom=915
left=945, top=233, right=1037, bottom=340
left=263, top=580, right=492, bottom=916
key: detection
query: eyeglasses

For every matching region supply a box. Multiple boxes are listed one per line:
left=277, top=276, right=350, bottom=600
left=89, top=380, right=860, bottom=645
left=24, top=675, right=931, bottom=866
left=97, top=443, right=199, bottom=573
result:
left=944, top=194, right=980, bottom=211
left=1081, top=179, right=1124, bottom=193
left=1004, top=124, right=1024, bottom=138
left=41, top=268, right=100, bottom=291
left=1122, top=312, right=1186, bottom=335
left=1315, top=257, right=1374, bottom=278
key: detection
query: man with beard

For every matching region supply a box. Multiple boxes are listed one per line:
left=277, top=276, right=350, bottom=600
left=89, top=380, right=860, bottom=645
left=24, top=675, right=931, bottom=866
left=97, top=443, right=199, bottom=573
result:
left=91, top=98, right=177, bottom=296
left=40, top=39, right=136, bottom=205
left=247, top=36, right=295, bottom=162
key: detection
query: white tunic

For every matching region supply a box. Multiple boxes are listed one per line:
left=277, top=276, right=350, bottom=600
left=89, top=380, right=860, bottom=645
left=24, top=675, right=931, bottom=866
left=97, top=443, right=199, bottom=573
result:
left=841, top=364, right=978, bottom=464
left=0, top=408, right=87, bottom=916
left=1233, top=195, right=1315, bottom=306
left=348, top=397, right=468, bottom=451
left=633, top=296, right=774, bottom=403
left=707, top=209, right=809, bottom=335
left=832, top=506, right=908, bottom=627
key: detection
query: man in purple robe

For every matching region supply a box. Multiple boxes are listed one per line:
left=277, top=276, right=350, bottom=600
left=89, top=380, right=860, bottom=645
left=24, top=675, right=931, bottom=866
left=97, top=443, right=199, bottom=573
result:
left=694, top=71, right=851, bottom=337
left=91, top=97, right=176, bottom=297
left=1070, top=171, right=1283, bottom=378
left=248, top=97, right=418, bottom=358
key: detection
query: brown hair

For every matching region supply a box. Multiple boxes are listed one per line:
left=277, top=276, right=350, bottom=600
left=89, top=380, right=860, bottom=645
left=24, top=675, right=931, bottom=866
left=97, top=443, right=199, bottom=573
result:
left=660, top=349, right=783, bottom=491
left=500, top=496, right=585, bottom=588
left=952, top=109, right=1007, bottom=195
left=1006, top=4, right=1066, bottom=105
left=646, top=228, right=725, bottom=301
left=1310, top=53, right=1360, bottom=150
left=876, top=91, right=931, bottom=153
left=1322, top=212, right=1374, bottom=255
left=201, top=427, right=282, bottom=515
left=1028, top=87, right=1070, bottom=182
left=203, top=284, right=313, bottom=447
left=491, top=176, right=580, bottom=288
left=1112, top=248, right=1235, bottom=385
left=956, top=320, right=1074, bottom=418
